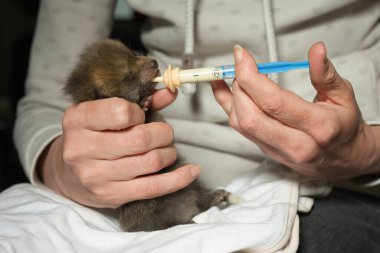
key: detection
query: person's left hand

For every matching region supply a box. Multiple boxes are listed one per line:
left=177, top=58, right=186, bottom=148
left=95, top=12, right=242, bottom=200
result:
left=211, top=42, right=380, bottom=180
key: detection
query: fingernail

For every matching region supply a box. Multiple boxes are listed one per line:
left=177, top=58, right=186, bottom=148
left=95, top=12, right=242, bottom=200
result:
left=190, top=165, right=201, bottom=177
left=233, top=44, right=243, bottom=64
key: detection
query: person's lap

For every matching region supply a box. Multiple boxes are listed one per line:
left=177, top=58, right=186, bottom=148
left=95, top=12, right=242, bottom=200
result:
left=298, top=188, right=380, bottom=253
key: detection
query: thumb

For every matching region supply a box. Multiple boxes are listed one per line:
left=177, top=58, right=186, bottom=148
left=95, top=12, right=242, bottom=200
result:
left=309, top=42, right=348, bottom=99
left=151, top=88, right=178, bottom=111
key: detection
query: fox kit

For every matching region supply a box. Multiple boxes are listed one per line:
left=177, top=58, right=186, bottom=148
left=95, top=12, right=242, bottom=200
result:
left=64, top=39, right=231, bottom=232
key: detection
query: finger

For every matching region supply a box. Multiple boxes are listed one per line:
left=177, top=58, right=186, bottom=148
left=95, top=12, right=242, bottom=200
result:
left=92, top=146, right=177, bottom=181
left=210, top=80, right=233, bottom=114
left=308, top=42, right=360, bottom=141
left=232, top=80, right=319, bottom=164
left=109, top=164, right=201, bottom=205
left=151, top=88, right=178, bottom=111
left=227, top=94, right=290, bottom=162
left=68, top=122, right=174, bottom=160
left=309, top=42, right=348, bottom=100
left=65, top=97, right=145, bottom=131
left=228, top=105, right=298, bottom=166
left=233, top=45, right=332, bottom=135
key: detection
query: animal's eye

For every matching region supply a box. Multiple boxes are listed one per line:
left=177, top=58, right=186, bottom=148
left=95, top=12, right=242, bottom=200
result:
left=122, top=73, right=130, bottom=81
left=122, top=70, right=133, bottom=82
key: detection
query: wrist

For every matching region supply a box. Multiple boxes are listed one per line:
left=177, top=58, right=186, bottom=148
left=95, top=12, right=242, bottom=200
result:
left=365, top=125, right=380, bottom=175
left=349, top=123, right=380, bottom=177
left=37, top=135, right=66, bottom=195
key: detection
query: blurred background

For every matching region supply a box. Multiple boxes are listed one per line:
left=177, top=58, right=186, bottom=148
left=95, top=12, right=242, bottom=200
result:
left=0, top=0, right=146, bottom=191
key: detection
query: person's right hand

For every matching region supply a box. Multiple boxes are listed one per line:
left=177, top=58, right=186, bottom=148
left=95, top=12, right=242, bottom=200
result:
left=38, top=88, right=200, bottom=208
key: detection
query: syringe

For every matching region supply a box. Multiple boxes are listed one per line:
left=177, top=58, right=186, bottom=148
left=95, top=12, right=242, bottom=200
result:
left=153, top=61, right=309, bottom=91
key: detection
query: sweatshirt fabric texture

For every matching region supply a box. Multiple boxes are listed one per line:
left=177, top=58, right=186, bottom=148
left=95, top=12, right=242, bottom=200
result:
left=14, top=0, right=380, bottom=189
left=6, top=0, right=380, bottom=252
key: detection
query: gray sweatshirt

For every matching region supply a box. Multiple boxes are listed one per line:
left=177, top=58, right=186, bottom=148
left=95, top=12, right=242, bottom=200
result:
left=14, top=0, right=380, bottom=190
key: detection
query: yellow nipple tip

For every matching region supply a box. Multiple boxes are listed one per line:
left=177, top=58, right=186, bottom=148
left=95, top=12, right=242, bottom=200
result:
left=153, top=76, right=163, bottom=82
left=153, top=64, right=181, bottom=92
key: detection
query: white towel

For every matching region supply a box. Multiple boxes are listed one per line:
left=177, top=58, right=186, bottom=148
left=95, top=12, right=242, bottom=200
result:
left=0, top=160, right=330, bottom=253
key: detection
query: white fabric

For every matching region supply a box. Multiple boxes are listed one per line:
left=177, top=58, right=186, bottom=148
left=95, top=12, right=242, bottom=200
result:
left=0, top=160, right=329, bottom=253
left=8, top=0, right=379, bottom=251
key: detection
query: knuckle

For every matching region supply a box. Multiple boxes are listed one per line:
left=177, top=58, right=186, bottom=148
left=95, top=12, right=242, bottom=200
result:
left=110, top=98, right=135, bottom=127
left=314, top=126, right=339, bottom=146
left=260, top=92, right=285, bottom=116
left=311, top=115, right=340, bottom=146
left=62, top=147, right=80, bottom=165
left=76, top=168, right=95, bottom=187
left=144, top=150, right=163, bottom=170
left=131, top=127, right=152, bottom=152
left=62, top=138, right=87, bottom=165
left=62, top=106, right=77, bottom=129
left=290, top=142, right=319, bottom=164
left=228, top=116, right=239, bottom=130
left=90, top=186, right=110, bottom=202
left=155, top=122, right=174, bottom=143
left=163, top=123, right=174, bottom=141
left=239, top=115, right=258, bottom=133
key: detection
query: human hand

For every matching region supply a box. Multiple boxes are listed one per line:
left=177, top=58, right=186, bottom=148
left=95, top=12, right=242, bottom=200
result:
left=211, top=42, right=380, bottom=180
left=38, top=88, right=200, bottom=208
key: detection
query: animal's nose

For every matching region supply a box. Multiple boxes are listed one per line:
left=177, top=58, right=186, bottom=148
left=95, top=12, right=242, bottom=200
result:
left=150, top=59, right=158, bottom=69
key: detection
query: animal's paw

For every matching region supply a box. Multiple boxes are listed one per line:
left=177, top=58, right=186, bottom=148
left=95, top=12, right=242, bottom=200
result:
left=211, top=189, right=231, bottom=209
left=140, top=95, right=153, bottom=112
left=227, top=194, right=245, bottom=205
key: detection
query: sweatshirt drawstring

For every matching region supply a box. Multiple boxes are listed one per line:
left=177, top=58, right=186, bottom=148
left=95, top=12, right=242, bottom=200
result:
left=181, top=0, right=279, bottom=96
left=262, top=0, right=279, bottom=83
left=181, top=0, right=197, bottom=95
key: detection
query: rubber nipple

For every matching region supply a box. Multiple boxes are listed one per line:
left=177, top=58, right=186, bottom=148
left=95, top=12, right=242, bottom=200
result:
left=153, top=64, right=181, bottom=92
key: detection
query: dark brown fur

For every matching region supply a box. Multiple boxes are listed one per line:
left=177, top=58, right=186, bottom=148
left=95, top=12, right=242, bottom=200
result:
left=65, top=39, right=230, bottom=232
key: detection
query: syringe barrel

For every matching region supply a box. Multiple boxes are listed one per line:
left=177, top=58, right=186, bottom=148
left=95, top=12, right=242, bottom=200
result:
left=178, top=65, right=236, bottom=83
